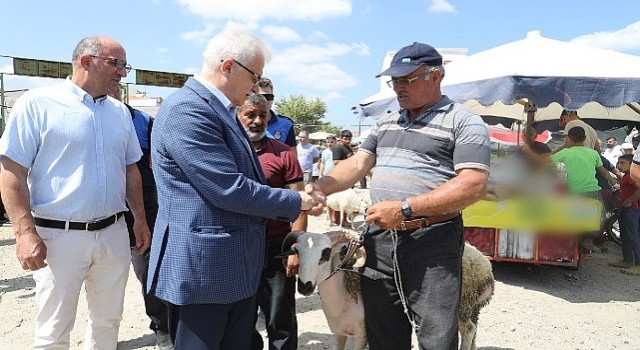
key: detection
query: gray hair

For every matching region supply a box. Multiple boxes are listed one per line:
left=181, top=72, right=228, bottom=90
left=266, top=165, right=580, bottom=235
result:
left=202, top=30, right=271, bottom=74
left=427, top=65, right=445, bottom=78
left=238, top=93, right=268, bottom=112
left=71, top=36, right=101, bottom=63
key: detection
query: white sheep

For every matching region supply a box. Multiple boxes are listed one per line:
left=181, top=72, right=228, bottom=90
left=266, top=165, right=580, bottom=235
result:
left=326, top=188, right=372, bottom=230
left=281, top=231, right=494, bottom=350
left=281, top=231, right=367, bottom=350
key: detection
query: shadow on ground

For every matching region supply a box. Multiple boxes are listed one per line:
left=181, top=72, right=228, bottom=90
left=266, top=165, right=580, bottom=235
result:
left=116, top=333, right=155, bottom=349
left=0, top=237, right=15, bottom=247
left=0, top=275, right=35, bottom=295
left=491, top=241, right=640, bottom=303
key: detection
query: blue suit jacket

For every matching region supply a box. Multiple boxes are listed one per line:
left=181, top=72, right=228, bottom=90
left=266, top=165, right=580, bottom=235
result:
left=148, top=78, right=301, bottom=305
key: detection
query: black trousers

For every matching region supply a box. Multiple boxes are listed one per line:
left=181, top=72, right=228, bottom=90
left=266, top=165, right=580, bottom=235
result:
left=167, top=295, right=257, bottom=350
left=252, top=239, right=298, bottom=350
left=125, top=189, right=169, bottom=333
left=361, top=217, right=464, bottom=350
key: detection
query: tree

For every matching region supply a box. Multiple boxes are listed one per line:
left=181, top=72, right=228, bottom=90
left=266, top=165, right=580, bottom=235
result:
left=275, top=94, right=331, bottom=133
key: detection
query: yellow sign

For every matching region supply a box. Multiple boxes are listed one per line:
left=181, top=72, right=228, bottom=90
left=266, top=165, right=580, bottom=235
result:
left=463, top=197, right=602, bottom=232
left=135, top=69, right=191, bottom=88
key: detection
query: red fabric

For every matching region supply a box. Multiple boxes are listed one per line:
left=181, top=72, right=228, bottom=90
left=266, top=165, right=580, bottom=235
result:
left=256, top=138, right=304, bottom=240
left=618, top=173, right=640, bottom=209
left=487, top=126, right=551, bottom=146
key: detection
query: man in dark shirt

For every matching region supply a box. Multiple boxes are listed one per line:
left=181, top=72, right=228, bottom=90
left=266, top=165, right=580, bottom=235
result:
left=238, top=93, right=307, bottom=350
left=332, top=129, right=353, bottom=166
left=330, top=129, right=355, bottom=224
left=258, top=77, right=297, bottom=150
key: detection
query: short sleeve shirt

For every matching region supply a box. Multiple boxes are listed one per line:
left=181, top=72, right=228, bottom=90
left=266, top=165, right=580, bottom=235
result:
left=550, top=146, right=602, bottom=193
left=359, top=96, right=490, bottom=204
left=256, top=138, right=304, bottom=240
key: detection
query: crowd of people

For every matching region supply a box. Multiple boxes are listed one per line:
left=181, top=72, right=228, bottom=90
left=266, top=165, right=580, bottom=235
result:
left=2, top=27, right=636, bottom=350
left=519, top=108, right=640, bottom=275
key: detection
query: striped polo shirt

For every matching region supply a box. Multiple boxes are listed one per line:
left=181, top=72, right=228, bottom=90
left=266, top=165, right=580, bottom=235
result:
left=360, top=96, right=490, bottom=204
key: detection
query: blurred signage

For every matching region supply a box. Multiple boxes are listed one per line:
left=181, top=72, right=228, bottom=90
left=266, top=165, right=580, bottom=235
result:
left=13, top=58, right=72, bottom=78
left=136, top=69, right=191, bottom=88
left=11, top=57, right=189, bottom=88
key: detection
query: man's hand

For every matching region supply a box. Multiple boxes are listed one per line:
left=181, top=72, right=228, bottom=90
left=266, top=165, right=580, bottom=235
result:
left=284, top=254, right=299, bottom=277
left=15, top=230, right=48, bottom=271
left=132, top=221, right=151, bottom=255
left=299, top=183, right=326, bottom=216
left=365, top=200, right=404, bottom=229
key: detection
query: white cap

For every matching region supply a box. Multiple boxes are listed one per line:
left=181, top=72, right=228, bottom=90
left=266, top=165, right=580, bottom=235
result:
left=621, top=142, right=634, bottom=149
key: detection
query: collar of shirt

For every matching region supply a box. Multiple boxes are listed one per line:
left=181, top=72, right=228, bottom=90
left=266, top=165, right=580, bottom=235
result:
left=194, top=75, right=235, bottom=114
left=62, top=78, right=108, bottom=106
left=398, top=95, right=455, bottom=125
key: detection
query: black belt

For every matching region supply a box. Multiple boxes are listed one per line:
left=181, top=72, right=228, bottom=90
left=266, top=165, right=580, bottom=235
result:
left=34, top=212, right=126, bottom=231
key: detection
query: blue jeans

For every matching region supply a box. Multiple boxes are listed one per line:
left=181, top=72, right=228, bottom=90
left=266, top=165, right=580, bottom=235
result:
left=619, top=207, right=640, bottom=265
left=361, top=217, right=464, bottom=350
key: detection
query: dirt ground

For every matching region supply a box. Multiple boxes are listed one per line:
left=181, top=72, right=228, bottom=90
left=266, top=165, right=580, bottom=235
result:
left=1, top=214, right=640, bottom=349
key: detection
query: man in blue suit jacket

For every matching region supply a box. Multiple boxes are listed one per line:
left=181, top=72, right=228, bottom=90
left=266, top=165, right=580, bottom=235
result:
left=147, top=30, right=322, bottom=350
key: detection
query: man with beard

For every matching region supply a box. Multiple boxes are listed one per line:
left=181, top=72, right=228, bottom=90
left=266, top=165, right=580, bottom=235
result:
left=603, top=136, right=623, bottom=166
left=238, top=93, right=306, bottom=350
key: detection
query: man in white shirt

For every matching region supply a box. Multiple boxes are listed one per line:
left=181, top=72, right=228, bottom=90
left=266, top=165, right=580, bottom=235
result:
left=602, top=136, right=623, bottom=165
left=296, top=131, right=320, bottom=183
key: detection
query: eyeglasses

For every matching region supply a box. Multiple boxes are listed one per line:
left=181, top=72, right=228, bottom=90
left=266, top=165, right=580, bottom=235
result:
left=90, top=55, right=132, bottom=73
left=261, top=93, right=274, bottom=101
left=386, top=73, right=426, bottom=88
left=231, top=59, right=261, bottom=84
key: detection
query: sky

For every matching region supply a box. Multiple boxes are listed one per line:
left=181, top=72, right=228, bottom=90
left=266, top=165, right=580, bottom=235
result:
left=2, top=0, right=640, bottom=130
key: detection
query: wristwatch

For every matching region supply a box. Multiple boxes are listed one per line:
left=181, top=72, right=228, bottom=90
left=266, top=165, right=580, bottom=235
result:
left=400, top=200, right=413, bottom=219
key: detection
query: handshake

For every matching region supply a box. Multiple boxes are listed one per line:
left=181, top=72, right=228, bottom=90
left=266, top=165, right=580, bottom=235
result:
left=298, top=183, right=326, bottom=216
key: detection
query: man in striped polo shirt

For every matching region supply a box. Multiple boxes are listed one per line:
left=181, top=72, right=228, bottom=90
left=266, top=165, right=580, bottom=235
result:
left=313, top=42, right=490, bottom=349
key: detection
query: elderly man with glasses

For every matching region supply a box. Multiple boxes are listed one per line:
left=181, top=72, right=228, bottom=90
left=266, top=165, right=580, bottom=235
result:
left=311, top=42, right=490, bottom=350
left=147, top=29, right=324, bottom=350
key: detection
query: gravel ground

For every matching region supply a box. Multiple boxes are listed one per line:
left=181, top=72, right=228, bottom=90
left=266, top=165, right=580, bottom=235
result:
left=1, top=215, right=639, bottom=349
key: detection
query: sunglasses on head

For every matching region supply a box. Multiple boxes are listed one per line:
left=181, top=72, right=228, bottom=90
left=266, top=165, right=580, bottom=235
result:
left=261, top=93, right=275, bottom=101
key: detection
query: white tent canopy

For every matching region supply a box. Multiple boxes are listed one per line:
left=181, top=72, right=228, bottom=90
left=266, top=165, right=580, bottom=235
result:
left=359, top=30, right=640, bottom=122
left=441, top=30, right=640, bottom=110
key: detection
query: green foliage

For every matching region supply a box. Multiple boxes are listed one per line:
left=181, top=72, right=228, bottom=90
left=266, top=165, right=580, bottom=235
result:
left=275, top=94, right=333, bottom=133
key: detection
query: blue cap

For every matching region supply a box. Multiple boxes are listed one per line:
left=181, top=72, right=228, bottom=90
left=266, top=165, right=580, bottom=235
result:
left=376, top=42, right=443, bottom=78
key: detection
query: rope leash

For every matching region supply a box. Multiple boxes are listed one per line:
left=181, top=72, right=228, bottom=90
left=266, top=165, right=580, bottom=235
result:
left=323, top=223, right=371, bottom=282
left=390, top=229, right=420, bottom=331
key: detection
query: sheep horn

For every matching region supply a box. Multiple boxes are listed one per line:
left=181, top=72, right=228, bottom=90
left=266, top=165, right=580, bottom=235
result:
left=280, top=230, right=305, bottom=255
